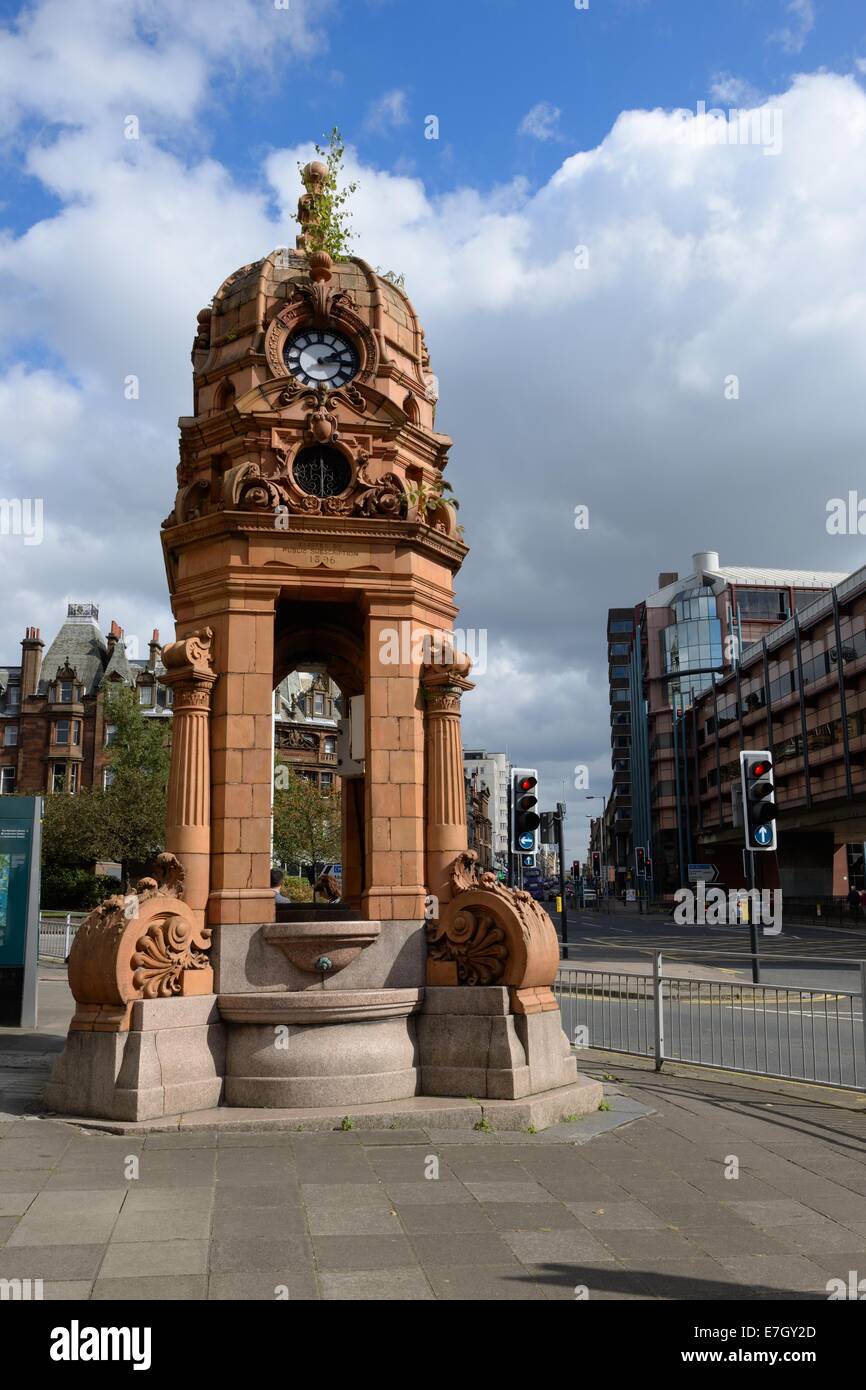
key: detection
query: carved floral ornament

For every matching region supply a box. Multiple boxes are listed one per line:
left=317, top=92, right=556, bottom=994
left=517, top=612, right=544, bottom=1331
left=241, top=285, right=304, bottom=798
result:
left=225, top=448, right=409, bottom=522
left=426, top=852, right=561, bottom=1013
left=66, top=855, right=214, bottom=1031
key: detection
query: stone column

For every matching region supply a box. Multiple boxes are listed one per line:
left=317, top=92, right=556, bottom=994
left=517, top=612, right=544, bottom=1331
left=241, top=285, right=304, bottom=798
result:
left=363, top=602, right=428, bottom=921
left=205, top=591, right=279, bottom=929
left=422, top=653, right=474, bottom=912
left=160, top=629, right=217, bottom=928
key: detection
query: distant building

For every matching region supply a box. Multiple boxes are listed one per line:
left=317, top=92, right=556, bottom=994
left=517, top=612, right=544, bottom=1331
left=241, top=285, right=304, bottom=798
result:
left=465, top=767, right=493, bottom=870
left=0, top=603, right=170, bottom=796
left=463, top=749, right=511, bottom=866
left=273, top=670, right=341, bottom=793
left=605, top=552, right=850, bottom=892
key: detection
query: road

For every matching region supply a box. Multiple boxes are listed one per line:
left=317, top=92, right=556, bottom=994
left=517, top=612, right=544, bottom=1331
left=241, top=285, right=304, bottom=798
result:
left=550, top=905, right=866, bottom=1089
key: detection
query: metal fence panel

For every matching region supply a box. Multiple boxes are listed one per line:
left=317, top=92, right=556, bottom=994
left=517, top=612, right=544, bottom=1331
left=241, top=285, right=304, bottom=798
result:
left=557, top=950, right=866, bottom=1092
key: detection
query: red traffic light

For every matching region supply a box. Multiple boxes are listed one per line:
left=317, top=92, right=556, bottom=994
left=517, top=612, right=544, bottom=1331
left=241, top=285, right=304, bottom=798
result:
left=516, top=775, right=537, bottom=793
left=750, top=760, right=771, bottom=778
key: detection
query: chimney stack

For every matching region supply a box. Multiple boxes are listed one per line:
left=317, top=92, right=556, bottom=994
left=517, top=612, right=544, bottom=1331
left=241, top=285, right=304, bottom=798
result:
left=20, top=626, right=44, bottom=699
left=148, top=629, right=161, bottom=672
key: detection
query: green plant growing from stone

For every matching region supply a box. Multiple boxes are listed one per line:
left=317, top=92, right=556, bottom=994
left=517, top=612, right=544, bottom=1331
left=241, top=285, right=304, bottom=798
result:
left=339, top=1115, right=354, bottom=1131
left=474, top=1116, right=493, bottom=1133
left=563, top=1113, right=578, bottom=1123
left=598, top=1100, right=611, bottom=1112
left=525, top=1123, right=538, bottom=1135
left=300, top=127, right=358, bottom=262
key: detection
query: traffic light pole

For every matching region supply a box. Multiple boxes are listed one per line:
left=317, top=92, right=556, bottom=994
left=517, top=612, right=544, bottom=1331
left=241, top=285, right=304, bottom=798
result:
left=556, top=809, right=568, bottom=954
left=746, top=849, right=761, bottom=984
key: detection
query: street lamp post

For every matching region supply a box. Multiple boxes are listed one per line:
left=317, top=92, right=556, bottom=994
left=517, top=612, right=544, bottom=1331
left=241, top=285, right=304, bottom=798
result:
left=581, top=795, right=608, bottom=896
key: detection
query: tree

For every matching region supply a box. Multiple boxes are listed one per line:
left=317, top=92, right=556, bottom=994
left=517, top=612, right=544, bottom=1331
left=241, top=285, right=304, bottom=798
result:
left=272, top=765, right=341, bottom=878
left=301, top=127, right=358, bottom=261
left=99, top=682, right=171, bottom=881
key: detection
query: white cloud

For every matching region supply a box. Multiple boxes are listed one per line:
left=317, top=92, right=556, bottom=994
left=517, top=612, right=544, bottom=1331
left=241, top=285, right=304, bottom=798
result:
left=709, top=73, right=763, bottom=106
left=364, top=88, right=411, bottom=136
left=768, top=0, right=815, bottom=56
left=3, top=1, right=866, bottom=856
left=518, top=101, right=562, bottom=141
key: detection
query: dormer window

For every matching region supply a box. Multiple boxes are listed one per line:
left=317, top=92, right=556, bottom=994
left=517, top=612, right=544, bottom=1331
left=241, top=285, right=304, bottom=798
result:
left=139, top=685, right=154, bottom=707
left=7, top=686, right=20, bottom=709
left=58, top=681, right=74, bottom=703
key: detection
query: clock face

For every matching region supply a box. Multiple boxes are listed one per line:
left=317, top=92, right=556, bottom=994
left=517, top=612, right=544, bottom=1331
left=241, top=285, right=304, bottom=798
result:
left=284, top=329, right=359, bottom=388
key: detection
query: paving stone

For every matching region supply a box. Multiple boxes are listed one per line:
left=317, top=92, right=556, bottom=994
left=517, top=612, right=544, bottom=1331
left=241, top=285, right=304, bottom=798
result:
left=209, top=1234, right=312, bottom=1273
left=300, top=1182, right=391, bottom=1208
left=425, top=1264, right=546, bottom=1300
left=717, top=1252, right=831, bottom=1293
left=0, top=1244, right=103, bottom=1280
left=122, top=1185, right=213, bottom=1212
left=211, top=1205, right=304, bottom=1239
left=320, top=1268, right=434, bottom=1300
left=382, top=1181, right=475, bottom=1206
left=306, top=1206, right=401, bottom=1236
left=0, top=1192, right=36, bottom=1217
left=112, top=1206, right=213, bottom=1243
left=8, top=1188, right=127, bottom=1247
left=208, top=1269, right=318, bottom=1300
left=395, top=1203, right=495, bottom=1234
left=42, top=1281, right=95, bottom=1300
left=91, top=1276, right=208, bottom=1300
left=501, top=1227, right=618, bottom=1267
left=100, top=1239, right=209, bottom=1278
left=568, top=1200, right=666, bottom=1230
left=464, top=1180, right=556, bottom=1204
left=481, top=1203, right=581, bottom=1232
left=312, top=1234, right=417, bottom=1270
left=410, top=1231, right=522, bottom=1267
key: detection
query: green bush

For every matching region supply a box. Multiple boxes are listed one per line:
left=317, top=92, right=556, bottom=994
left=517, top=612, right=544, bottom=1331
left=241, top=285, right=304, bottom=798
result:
left=281, top=875, right=313, bottom=903
left=41, top=866, right=120, bottom=912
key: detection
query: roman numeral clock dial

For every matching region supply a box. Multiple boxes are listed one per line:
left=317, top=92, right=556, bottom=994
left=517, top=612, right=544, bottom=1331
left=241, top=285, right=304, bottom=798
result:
left=284, top=329, right=359, bottom=388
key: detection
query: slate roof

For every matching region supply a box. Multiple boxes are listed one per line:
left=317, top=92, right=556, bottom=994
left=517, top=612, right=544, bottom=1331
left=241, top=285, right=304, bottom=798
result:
left=38, top=609, right=108, bottom=694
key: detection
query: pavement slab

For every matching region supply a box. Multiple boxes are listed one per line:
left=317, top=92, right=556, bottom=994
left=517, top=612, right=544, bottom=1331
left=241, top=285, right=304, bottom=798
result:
left=0, top=1048, right=864, bottom=1299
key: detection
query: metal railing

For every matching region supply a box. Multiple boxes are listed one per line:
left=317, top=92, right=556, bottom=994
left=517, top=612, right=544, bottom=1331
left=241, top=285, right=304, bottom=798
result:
left=555, top=949, right=866, bottom=1092
left=37, top=913, right=82, bottom=962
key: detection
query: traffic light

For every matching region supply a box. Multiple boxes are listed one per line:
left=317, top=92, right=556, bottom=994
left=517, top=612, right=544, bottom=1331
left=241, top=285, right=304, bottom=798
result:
left=645, top=856, right=653, bottom=879
left=540, top=810, right=556, bottom=843
left=591, top=850, right=601, bottom=878
left=636, top=846, right=646, bottom=876
left=512, top=769, right=540, bottom=853
left=739, top=749, right=777, bottom=852
left=572, top=860, right=580, bottom=879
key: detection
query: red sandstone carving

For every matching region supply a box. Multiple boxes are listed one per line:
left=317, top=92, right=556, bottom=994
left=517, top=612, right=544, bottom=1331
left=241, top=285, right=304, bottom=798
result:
left=66, top=855, right=213, bottom=1032
left=426, top=851, right=562, bottom=1014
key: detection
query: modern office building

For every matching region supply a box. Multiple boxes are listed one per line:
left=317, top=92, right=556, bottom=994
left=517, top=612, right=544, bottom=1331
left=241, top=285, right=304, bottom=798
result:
left=606, top=552, right=848, bottom=891
left=690, top=561, right=866, bottom=895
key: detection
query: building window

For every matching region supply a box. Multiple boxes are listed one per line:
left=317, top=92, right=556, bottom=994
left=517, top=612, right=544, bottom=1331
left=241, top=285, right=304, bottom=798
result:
left=3, top=724, right=18, bottom=747
left=7, top=685, right=20, bottom=709
left=69, top=764, right=79, bottom=794
left=58, top=681, right=74, bottom=703
left=0, top=767, right=15, bottom=794
left=736, top=589, right=789, bottom=622
left=139, top=685, right=154, bottom=707
left=320, top=772, right=333, bottom=792
left=324, top=736, right=336, bottom=755
left=105, top=724, right=117, bottom=747
left=55, top=719, right=70, bottom=745
left=51, top=764, right=66, bottom=793
left=314, top=693, right=325, bottom=716
left=103, top=768, right=115, bottom=789
left=610, top=620, right=633, bottom=633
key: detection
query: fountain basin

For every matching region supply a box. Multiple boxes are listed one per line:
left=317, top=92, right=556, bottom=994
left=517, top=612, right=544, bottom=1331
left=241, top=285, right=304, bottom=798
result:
left=219, top=988, right=423, bottom=1108
left=263, top=920, right=380, bottom=975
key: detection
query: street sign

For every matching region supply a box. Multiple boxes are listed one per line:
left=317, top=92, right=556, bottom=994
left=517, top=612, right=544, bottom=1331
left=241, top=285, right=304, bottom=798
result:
left=688, top=863, right=718, bottom=883
left=522, top=854, right=536, bottom=868
left=0, top=797, right=42, bottom=1027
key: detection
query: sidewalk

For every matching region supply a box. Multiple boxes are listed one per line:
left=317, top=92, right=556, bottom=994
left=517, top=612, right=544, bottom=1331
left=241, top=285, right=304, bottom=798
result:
left=1, top=1050, right=865, bottom=1299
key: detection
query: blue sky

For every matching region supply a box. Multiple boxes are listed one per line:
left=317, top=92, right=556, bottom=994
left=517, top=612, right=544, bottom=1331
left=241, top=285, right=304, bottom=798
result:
left=4, top=0, right=863, bottom=232
left=2, top=0, right=866, bottom=857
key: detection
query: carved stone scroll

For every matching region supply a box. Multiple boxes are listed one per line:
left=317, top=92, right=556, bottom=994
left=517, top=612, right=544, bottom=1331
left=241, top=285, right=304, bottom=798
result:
left=426, top=851, right=561, bottom=1014
left=66, top=855, right=213, bottom=1032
